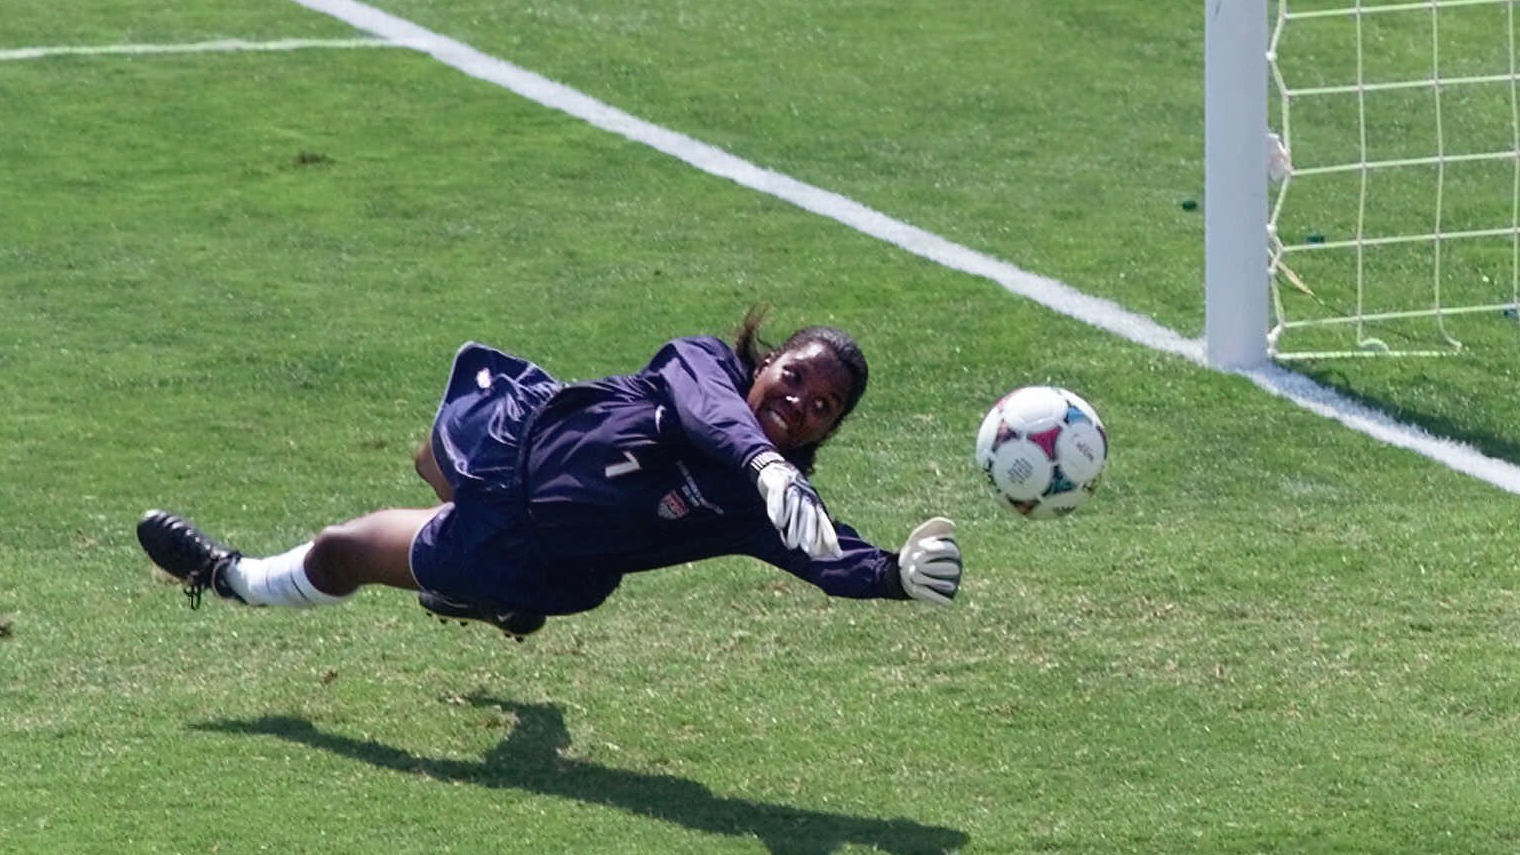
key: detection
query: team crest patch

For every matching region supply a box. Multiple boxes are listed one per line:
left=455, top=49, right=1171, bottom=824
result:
left=657, top=490, right=690, bottom=520
left=657, top=462, right=719, bottom=520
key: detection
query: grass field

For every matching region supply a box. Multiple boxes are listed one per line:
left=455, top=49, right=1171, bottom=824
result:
left=6, top=2, right=1520, bottom=853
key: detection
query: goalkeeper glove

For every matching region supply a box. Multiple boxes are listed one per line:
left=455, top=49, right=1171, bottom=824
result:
left=751, top=452, right=842, bottom=559
left=897, top=517, right=961, bottom=605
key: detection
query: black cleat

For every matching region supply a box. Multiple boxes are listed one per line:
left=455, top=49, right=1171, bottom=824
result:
left=136, top=510, right=245, bottom=609
left=418, top=591, right=545, bottom=642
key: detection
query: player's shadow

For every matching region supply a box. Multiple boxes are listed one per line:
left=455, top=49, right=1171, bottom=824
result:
left=194, top=696, right=968, bottom=855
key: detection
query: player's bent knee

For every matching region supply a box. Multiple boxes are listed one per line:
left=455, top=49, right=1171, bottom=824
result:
left=309, top=511, right=430, bottom=591
left=306, top=525, right=366, bottom=593
left=415, top=442, right=452, bottom=502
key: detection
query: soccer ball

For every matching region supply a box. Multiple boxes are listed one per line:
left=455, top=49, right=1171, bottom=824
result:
left=974, top=385, right=1107, bottom=519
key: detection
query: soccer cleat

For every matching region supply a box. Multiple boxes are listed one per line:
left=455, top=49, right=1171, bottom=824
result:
left=418, top=591, right=545, bottom=642
left=136, top=510, right=245, bottom=609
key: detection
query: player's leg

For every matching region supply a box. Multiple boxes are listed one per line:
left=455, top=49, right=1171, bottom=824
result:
left=303, top=508, right=437, bottom=595
left=418, top=591, right=547, bottom=640
left=138, top=507, right=438, bottom=609
left=409, top=500, right=548, bottom=640
left=414, top=440, right=453, bottom=502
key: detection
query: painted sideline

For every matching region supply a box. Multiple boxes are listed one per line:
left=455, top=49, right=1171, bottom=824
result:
left=0, top=37, right=396, bottom=61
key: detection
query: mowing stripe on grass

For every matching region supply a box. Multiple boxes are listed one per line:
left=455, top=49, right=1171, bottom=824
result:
left=0, top=37, right=396, bottom=62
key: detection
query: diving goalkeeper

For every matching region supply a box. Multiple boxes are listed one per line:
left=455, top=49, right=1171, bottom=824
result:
left=136, top=307, right=961, bottom=638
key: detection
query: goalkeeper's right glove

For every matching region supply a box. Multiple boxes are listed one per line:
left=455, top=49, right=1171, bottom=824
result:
left=897, top=517, right=961, bottom=605
left=750, top=451, right=842, bottom=559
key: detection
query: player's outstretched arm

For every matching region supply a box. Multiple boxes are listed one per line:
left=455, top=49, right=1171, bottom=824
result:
left=897, top=517, right=961, bottom=605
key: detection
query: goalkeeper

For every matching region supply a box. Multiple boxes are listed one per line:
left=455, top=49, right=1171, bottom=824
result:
left=136, top=307, right=962, bottom=638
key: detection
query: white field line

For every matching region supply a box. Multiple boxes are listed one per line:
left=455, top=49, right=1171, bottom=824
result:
left=17, top=7, right=1520, bottom=494
left=0, top=37, right=395, bottom=62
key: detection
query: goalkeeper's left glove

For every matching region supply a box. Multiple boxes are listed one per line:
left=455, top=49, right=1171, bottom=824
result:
left=897, top=517, right=961, bottom=605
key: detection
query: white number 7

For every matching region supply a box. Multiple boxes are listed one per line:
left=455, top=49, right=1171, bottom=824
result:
left=604, top=450, right=642, bottom=478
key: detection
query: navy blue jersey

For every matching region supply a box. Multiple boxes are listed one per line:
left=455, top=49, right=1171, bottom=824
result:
left=411, top=338, right=906, bottom=615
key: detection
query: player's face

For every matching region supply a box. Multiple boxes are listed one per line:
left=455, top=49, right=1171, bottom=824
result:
left=747, top=341, right=853, bottom=450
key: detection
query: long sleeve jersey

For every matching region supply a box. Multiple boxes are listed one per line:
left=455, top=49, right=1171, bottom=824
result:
left=517, top=336, right=906, bottom=605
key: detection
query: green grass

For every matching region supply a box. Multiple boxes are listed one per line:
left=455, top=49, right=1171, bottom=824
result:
left=6, top=2, right=1520, bottom=853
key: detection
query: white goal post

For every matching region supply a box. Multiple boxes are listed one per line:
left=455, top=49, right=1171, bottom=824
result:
left=1205, top=0, right=1520, bottom=366
left=1205, top=0, right=1271, bottom=368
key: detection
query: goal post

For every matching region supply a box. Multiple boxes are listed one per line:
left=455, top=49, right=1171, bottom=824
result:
left=1211, top=0, right=1520, bottom=363
left=1205, top=0, right=1271, bottom=369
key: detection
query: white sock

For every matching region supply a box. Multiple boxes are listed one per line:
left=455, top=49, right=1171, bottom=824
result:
left=226, top=543, right=353, bottom=608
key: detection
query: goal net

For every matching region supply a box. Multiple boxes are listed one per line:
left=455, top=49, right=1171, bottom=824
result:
left=1264, top=0, right=1520, bottom=359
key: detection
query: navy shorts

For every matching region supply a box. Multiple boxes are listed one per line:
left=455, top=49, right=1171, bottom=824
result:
left=409, top=343, right=567, bottom=612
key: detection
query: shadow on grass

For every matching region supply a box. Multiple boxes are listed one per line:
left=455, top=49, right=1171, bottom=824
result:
left=193, top=696, right=969, bottom=855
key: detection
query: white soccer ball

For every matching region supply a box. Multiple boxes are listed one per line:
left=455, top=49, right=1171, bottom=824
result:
left=974, top=385, right=1108, bottom=520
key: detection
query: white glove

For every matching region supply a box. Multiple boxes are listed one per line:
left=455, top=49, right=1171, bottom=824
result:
left=752, top=454, right=842, bottom=559
left=897, top=517, right=961, bottom=605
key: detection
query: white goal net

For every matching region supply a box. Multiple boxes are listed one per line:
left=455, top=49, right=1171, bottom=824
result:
left=1266, top=0, right=1520, bottom=359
